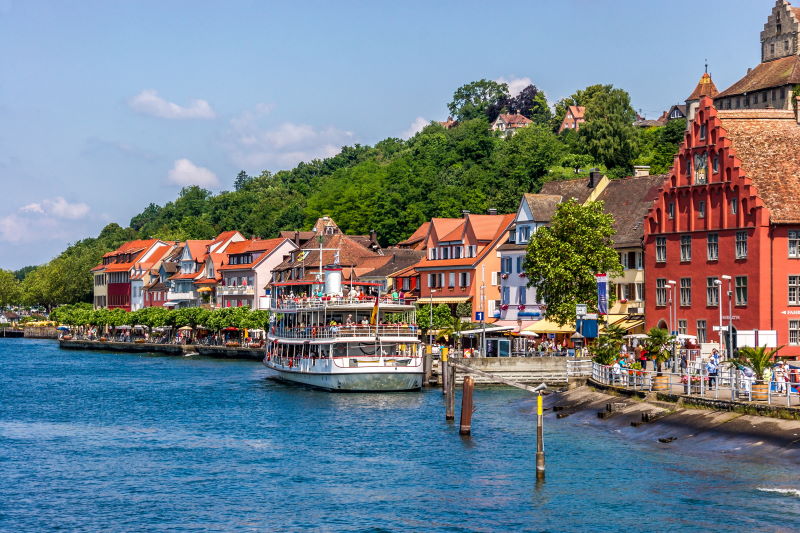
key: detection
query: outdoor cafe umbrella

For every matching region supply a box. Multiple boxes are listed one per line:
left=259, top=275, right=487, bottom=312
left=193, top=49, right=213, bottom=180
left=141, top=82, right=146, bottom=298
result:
left=222, top=327, right=239, bottom=331
left=178, top=326, right=193, bottom=332
left=56, top=325, right=70, bottom=331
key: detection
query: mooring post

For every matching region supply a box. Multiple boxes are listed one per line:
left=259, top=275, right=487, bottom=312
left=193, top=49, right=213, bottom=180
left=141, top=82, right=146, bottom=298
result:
left=445, top=363, right=455, bottom=420
left=441, top=348, right=449, bottom=394
left=536, top=392, right=545, bottom=481
left=459, top=375, right=474, bottom=435
left=423, top=350, right=432, bottom=387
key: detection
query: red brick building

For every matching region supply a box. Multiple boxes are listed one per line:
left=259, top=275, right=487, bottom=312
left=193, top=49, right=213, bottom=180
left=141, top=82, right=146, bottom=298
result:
left=644, top=96, right=800, bottom=357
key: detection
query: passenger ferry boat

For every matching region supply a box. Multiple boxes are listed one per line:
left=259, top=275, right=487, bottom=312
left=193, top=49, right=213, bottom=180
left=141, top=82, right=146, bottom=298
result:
left=264, top=266, right=423, bottom=391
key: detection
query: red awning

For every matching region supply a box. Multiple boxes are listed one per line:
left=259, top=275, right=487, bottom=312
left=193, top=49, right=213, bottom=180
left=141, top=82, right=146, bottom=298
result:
left=272, top=281, right=319, bottom=287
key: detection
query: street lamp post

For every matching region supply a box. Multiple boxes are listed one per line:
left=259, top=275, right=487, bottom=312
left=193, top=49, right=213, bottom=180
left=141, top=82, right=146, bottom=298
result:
left=721, top=274, right=733, bottom=359
left=429, top=288, right=436, bottom=349
left=667, top=280, right=677, bottom=371
left=715, top=279, right=724, bottom=353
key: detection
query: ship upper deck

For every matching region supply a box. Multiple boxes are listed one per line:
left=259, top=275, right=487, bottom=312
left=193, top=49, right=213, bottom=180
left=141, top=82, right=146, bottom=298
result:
left=271, top=296, right=415, bottom=313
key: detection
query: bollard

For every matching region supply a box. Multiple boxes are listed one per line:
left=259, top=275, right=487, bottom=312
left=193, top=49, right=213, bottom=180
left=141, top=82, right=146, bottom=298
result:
left=423, top=351, right=432, bottom=387
left=536, top=393, right=545, bottom=481
left=445, top=363, right=455, bottom=420
left=441, top=349, right=449, bottom=394
left=459, top=376, right=474, bottom=435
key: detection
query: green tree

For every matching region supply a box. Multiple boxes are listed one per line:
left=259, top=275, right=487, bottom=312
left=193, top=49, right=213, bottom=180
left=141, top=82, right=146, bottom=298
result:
left=448, top=79, right=510, bottom=122
left=0, top=269, right=21, bottom=306
left=524, top=199, right=622, bottom=326
left=455, top=301, right=472, bottom=318
left=736, top=346, right=783, bottom=384
left=438, top=316, right=473, bottom=349
left=578, top=86, right=638, bottom=175
left=642, top=327, right=674, bottom=375
left=416, top=303, right=452, bottom=337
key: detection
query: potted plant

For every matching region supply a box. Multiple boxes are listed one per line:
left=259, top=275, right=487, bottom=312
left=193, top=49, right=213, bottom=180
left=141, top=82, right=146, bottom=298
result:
left=737, top=345, right=783, bottom=400
left=642, top=327, right=674, bottom=391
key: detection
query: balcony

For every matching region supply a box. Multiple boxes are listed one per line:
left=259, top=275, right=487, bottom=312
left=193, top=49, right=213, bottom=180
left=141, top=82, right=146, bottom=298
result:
left=219, top=285, right=255, bottom=296
left=270, top=324, right=420, bottom=340
left=166, top=290, right=196, bottom=301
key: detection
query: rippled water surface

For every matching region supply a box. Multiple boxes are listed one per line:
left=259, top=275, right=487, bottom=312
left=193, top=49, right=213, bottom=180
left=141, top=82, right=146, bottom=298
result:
left=1, top=338, right=799, bottom=532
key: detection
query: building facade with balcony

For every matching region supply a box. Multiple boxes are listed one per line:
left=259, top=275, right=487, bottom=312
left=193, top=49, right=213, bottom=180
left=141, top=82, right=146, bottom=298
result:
left=218, top=237, right=297, bottom=309
left=410, top=211, right=515, bottom=317
left=93, top=239, right=168, bottom=311
left=644, top=96, right=800, bottom=357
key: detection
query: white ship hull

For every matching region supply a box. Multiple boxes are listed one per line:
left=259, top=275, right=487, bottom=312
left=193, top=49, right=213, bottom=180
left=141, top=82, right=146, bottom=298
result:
left=263, top=356, right=423, bottom=392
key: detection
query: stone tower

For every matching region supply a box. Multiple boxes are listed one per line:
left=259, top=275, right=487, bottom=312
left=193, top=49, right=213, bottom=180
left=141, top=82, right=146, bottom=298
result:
left=761, top=0, right=800, bottom=62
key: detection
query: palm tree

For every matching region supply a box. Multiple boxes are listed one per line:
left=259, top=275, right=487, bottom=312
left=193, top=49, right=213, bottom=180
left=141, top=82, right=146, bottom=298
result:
left=737, top=346, right=783, bottom=384
left=642, top=327, right=673, bottom=376
left=437, top=316, right=473, bottom=351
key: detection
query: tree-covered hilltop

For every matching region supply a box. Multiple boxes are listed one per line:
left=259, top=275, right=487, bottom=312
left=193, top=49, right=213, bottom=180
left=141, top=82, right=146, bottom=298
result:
left=5, top=80, right=687, bottom=307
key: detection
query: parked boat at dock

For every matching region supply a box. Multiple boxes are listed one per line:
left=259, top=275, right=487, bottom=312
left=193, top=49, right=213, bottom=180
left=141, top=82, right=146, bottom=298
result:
left=264, top=265, right=423, bottom=391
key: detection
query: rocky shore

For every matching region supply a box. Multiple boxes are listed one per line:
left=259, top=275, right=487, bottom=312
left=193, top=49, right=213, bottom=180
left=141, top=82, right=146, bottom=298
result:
left=548, top=385, right=800, bottom=463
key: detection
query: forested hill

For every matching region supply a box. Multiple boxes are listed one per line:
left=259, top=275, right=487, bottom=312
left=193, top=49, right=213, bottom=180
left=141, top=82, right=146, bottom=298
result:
left=1, top=80, right=685, bottom=307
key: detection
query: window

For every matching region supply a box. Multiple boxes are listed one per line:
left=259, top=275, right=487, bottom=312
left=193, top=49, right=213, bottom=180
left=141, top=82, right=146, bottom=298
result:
left=785, top=40, right=789, bottom=51
left=656, top=237, right=667, bottom=263
left=518, top=287, right=526, bottom=305
left=448, top=273, right=455, bottom=288
left=790, top=320, right=800, bottom=345
left=707, top=233, right=718, bottom=261
left=761, top=92, right=767, bottom=103
left=698, top=201, right=706, bottom=218
left=460, top=272, right=470, bottom=287
left=790, top=276, right=800, bottom=305
left=731, top=197, right=738, bottom=214
left=680, top=235, right=692, bottom=262
left=735, top=231, right=748, bottom=259
left=502, top=257, right=513, bottom=274
left=789, top=230, right=800, bottom=258
left=402, top=278, right=410, bottom=291
left=439, top=273, right=445, bottom=288
left=771, top=43, right=776, bottom=54
left=678, top=320, right=687, bottom=335
left=735, top=276, right=748, bottom=305
left=441, top=247, right=449, bottom=260
left=635, top=283, right=644, bottom=301
left=667, top=202, right=675, bottom=219
left=454, top=247, right=462, bottom=259
left=713, top=154, right=719, bottom=173
left=516, top=256, right=524, bottom=273
left=699, top=124, right=707, bottom=140
left=429, top=248, right=437, bottom=260
left=636, top=252, right=643, bottom=270
left=656, top=279, right=667, bottom=306
left=680, top=278, right=692, bottom=306
left=697, top=320, right=707, bottom=344
left=707, top=277, right=719, bottom=306
left=428, top=274, right=436, bottom=288
left=502, top=286, right=510, bottom=305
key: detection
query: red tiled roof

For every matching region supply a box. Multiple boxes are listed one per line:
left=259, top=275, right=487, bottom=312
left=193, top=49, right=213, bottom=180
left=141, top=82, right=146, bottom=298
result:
left=169, top=272, right=201, bottom=280
left=185, top=240, right=212, bottom=262
left=567, top=106, right=585, bottom=119
left=715, top=105, right=800, bottom=224
left=273, top=232, right=380, bottom=272
left=415, top=213, right=514, bottom=269
left=497, top=113, right=533, bottom=128
left=686, top=72, right=719, bottom=101
left=397, top=221, right=430, bottom=247
left=193, top=278, right=218, bottom=285
left=224, top=238, right=285, bottom=255
left=715, top=55, right=800, bottom=99
left=95, top=239, right=162, bottom=272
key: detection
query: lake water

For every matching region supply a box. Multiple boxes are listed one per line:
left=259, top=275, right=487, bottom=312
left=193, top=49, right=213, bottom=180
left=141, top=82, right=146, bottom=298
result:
left=1, top=338, right=799, bottom=532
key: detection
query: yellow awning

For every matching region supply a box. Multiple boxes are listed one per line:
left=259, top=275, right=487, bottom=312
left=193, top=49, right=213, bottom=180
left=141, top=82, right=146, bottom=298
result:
left=421, top=296, right=470, bottom=304
left=610, top=318, right=645, bottom=332
left=523, top=318, right=575, bottom=334
left=197, top=287, right=213, bottom=293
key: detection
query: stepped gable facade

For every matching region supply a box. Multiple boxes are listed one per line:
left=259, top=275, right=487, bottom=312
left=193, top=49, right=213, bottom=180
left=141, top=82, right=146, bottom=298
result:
left=715, top=1, right=800, bottom=111
left=643, top=96, right=800, bottom=356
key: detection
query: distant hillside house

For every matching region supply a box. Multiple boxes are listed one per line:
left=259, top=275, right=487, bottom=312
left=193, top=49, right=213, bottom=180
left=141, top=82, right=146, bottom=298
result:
left=715, top=0, right=800, bottom=111
left=558, top=106, right=585, bottom=133
left=438, top=117, right=458, bottom=129
left=492, top=113, right=532, bottom=136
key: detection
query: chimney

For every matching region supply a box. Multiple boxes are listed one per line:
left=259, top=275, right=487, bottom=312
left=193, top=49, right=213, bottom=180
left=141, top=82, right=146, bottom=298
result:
left=588, top=168, right=601, bottom=188
left=370, top=229, right=377, bottom=244
left=294, top=231, right=300, bottom=246
left=462, top=210, right=470, bottom=218
left=633, top=165, right=650, bottom=177
left=487, top=208, right=498, bottom=215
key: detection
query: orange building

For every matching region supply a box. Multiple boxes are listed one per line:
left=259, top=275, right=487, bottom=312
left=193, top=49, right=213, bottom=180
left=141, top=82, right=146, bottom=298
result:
left=406, top=211, right=514, bottom=319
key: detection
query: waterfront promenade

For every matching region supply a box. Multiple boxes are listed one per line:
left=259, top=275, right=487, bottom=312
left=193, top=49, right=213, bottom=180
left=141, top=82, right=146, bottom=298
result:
left=591, top=362, right=800, bottom=413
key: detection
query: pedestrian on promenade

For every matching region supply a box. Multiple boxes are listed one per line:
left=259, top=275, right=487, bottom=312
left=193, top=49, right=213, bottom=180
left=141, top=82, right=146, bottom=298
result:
left=775, top=362, right=788, bottom=393
left=706, top=357, right=718, bottom=389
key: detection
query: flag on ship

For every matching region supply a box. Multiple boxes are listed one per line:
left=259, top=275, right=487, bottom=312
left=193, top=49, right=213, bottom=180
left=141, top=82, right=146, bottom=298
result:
left=370, top=292, right=380, bottom=325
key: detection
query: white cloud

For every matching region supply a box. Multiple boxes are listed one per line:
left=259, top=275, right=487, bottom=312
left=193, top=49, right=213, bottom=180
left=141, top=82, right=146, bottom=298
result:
left=223, top=105, right=354, bottom=171
left=166, top=158, right=220, bottom=187
left=401, top=117, right=429, bottom=139
left=20, top=197, right=90, bottom=219
left=129, top=89, right=216, bottom=119
left=0, top=214, right=26, bottom=243
left=496, top=76, right=533, bottom=97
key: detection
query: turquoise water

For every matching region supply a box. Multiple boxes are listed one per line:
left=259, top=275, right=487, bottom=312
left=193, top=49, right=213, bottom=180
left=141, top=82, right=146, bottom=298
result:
left=1, top=338, right=799, bottom=532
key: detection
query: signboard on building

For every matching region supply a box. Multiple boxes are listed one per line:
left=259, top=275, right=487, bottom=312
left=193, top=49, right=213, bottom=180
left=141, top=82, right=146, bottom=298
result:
left=475, top=311, right=484, bottom=322
left=596, top=274, right=608, bottom=315
left=575, top=304, right=587, bottom=317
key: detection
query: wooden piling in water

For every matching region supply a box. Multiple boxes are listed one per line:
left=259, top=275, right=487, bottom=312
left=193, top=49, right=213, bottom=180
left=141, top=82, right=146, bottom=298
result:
left=423, top=352, right=432, bottom=386
left=536, top=393, right=545, bottom=481
left=441, top=348, right=449, bottom=394
left=445, top=364, right=455, bottom=420
left=459, top=376, right=474, bottom=435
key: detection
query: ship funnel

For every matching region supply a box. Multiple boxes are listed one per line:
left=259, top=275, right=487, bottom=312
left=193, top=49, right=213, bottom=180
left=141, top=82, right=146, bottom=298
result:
left=324, top=265, right=343, bottom=296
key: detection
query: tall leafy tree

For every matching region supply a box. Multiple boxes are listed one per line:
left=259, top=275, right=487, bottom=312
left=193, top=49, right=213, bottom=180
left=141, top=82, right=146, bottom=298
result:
left=578, top=86, right=638, bottom=175
left=524, top=199, right=622, bottom=326
left=0, top=270, right=22, bottom=306
left=447, top=79, right=509, bottom=122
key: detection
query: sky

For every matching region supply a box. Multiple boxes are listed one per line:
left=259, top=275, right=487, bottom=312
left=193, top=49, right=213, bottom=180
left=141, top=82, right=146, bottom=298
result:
left=0, top=0, right=775, bottom=269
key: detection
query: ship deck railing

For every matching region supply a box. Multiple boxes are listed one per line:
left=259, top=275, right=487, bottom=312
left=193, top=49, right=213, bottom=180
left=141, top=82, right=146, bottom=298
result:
left=273, top=296, right=414, bottom=311
left=269, top=324, right=420, bottom=340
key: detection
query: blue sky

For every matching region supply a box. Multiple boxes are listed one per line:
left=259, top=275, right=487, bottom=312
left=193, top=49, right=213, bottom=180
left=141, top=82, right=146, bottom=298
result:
left=0, top=0, right=772, bottom=269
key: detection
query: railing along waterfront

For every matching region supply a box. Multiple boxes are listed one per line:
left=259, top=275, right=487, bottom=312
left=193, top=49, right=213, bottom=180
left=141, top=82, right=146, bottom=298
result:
left=269, top=324, right=420, bottom=340
left=591, top=362, right=800, bottom=407
left=274, top=296, right=413, bottom=311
